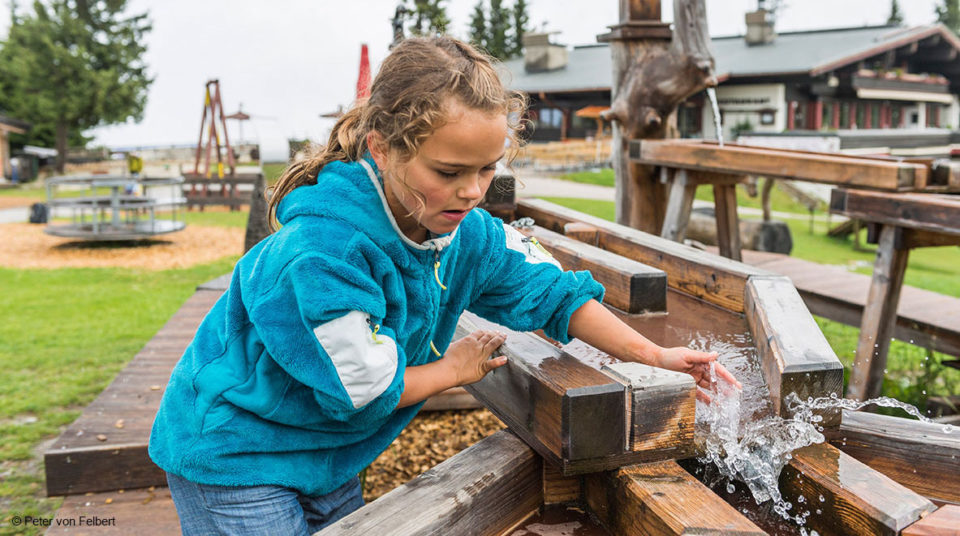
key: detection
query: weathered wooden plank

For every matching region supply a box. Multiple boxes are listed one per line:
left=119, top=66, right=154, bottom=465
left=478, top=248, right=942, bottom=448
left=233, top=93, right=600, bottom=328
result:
left=779, top=443, right=936, bottom=536
left=601, top=362, right=695, bottom=457
left=634, top=139, right=926, bottom=191
left=420, top=387, right=482, bottom=411
left=584, top=460, right=767, bottom=535
left=660, top=168, right=697, bottom=242
left=562, top=222, right=599, bottom=245
left=902, top=505, right=960, bottom=536
left=47, top=486, right=179, bottom=535
left=848, top=225, right=910, bottom=401
left=516, top=198, right=771, bottom=313
left=317, top=430, right=542, bottom=536
left=714, top=183, right=743, bottom=261
left=745, top=276, right=844, bottom=427
left=542, top=461, right=582, bottom=505
left=523, top=225, right=667, bottom=314
left=831, top=188, right=960, bottom=237
left=895, top=227, right=960, bottom=249
left=825, top=410, right=960, bottom=505
left=457, top=312, right=627, bottom=473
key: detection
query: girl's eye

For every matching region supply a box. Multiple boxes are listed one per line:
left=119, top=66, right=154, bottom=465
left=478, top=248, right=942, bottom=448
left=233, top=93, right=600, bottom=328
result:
left=437, top=170, right=459, bottom=178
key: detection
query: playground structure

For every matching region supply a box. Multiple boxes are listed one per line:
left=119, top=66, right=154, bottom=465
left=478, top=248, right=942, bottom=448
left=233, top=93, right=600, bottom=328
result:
left=43, top=175, right=186, bottom=241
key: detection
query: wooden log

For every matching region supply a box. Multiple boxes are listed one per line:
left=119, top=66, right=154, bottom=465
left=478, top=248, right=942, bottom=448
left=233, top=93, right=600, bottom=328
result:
left=848, top=225, right=910, bottom=401
left=456, top=312, right=628, bottom=474
left=713, top=183, right=743, bottom=261
left=830, top=188, right=960, bottom=237
left=601, top=362, right=696, bottom=457
left=523, top=225, right=668, bottom=314
left=317, top=430, right=542, bottom=536
left=584, top=460, right=766, bottom=535
left=660, top=168, right=697, bottom=242
left=902, top=505, right=960, bottom=536
left=516, top=198, right=772, bottom=313
left=635, top=139, right=926, bottom=191
left=745, top=276, right=844, bottom=427
left=825, top=410, right=960, bottom=505
left=779, top=443, right=936, bottom=536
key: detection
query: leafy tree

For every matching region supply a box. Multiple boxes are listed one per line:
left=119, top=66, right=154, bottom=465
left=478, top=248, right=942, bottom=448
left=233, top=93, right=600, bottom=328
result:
left=407, top=0, right=450, bottom=37
left=468, top=0, right=487, bottom=51
left=887, top=0, right=904, bottom=25
left=510, top=0, right=529, bottom=58
left=486, top=0, right=510, bottom=60
left=936, top=0, right=960, bottom=35
left=0, top=0, right=152, bottom=171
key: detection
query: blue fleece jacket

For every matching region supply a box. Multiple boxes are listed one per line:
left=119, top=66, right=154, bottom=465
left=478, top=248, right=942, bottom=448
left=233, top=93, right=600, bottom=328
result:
left=148, top=156, right=604, bottom=496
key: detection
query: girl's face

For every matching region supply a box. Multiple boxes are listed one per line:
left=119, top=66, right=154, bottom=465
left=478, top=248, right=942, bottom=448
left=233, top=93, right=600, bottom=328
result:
left=371, top=99, right=508, bottom=243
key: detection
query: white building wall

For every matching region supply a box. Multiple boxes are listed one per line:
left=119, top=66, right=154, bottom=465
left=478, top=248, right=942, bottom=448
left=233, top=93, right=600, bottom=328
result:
left=701, top=84, right=786, bottom=142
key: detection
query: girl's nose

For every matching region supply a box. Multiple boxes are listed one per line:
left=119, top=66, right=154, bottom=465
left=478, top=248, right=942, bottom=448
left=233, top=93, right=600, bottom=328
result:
left=458, top=174, right=483, bottom=200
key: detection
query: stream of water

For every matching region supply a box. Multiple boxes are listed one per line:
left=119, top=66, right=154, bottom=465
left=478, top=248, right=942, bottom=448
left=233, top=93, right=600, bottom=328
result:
left=706, top=87, right=723, bottom=147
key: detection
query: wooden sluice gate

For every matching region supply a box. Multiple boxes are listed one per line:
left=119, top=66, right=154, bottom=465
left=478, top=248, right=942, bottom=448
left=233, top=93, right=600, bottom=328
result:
left=320, top=199, right=955, bottom=536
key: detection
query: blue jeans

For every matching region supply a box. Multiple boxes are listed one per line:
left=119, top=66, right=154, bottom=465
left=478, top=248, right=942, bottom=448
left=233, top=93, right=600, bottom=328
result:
left=166, top=472, right=364, bottom=535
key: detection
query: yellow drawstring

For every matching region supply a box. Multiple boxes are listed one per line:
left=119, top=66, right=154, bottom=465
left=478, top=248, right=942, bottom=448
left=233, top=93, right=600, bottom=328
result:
left=371, top=324, right=384, bottom=344
left=433, top=261, right=447, bottom=290
left=430, top=341, right=441, bottom=357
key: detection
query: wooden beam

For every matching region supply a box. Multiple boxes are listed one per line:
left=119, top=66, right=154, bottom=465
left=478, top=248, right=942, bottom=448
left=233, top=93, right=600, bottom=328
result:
left=317, top=430, right=542, bottom=536
left=516, top=198, right=772, bottom=313
left=902, top=505, right=960, bottom=536
left=825, top=410, right=960, bottom=505
left=542, top=461, right=582, bottom=505
left=746, top=276, right=844, bottom=427
left=660, top=168, right=697, bottom=242
left=523, top=225, right=668, bottom=314
left=562, top=222, right=599, bottom=245
left=830, top=188, right=960, bottom=237
left=713, top=183, right=743, bottom=261
left=895, top=227, right=960, bottom=249
left=584, top=460, right=766, bottom=535
left=848, top=225, right=910, bottom=401
left=456, top=312, right=629, bottom=474
left=634, top=139, right=926, bottom=191
left=601, top=362, right=696, bottom=457
left=780, top=443, right=936, bottom=536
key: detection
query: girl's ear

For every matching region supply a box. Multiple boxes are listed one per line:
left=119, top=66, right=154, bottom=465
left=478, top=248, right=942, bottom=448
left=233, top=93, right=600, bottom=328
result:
left=367, top=131, right=387, bottom=171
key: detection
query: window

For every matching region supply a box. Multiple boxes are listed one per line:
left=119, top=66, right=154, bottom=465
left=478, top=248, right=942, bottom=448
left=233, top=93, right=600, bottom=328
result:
left=759, top=110, right=775, bottom=126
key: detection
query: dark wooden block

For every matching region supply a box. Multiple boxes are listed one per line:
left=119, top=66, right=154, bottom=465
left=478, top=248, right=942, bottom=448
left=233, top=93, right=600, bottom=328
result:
left=524, top=225, right=667, bottom=314
left=745, top=276, right=844, bottom=427
left=584, top=460, right=766, bottom=535
left=780, top=443, right=936, bottom=536
left=826, top=410, right=960, bottom=505
left=317, top=430, right=542, bottom=536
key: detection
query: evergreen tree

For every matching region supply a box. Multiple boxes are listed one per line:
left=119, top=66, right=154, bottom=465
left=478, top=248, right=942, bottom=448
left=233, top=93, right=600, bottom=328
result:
left=887, top=0, right=904, bottom=25
left=0, top=0, right=152, bottom=171
left=486, top=0, right=510, bottom=60
left=468, top=0, right=487, bottom=52
left=936, top=0, right=960, bottom=35
left=510, top=0, right=530, bottom=58
left=408, top=0, right=450, bottom=37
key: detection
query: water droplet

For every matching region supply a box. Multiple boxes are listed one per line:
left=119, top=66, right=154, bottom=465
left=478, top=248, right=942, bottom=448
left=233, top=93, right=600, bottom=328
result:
left=726, top=483, right=736, bottom=494
left=816, top=509, right=822, bottom=515
left=819, top=494, right=825, bottom=502
left=798, top=495, right=806, bottom=503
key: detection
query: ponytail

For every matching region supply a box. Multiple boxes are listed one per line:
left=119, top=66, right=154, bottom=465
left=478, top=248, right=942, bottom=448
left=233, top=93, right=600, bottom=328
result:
left=267, top=104, right=369, bottom=230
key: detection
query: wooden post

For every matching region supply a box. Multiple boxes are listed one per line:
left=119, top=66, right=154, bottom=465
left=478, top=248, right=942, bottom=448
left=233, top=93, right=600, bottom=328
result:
left=850, top=101, right=858, bottom=129
left=832, top=101, right=841, bottom=129
left=864, top=102, right=873, bottom=129
left=660, top=168, right=698, bottom=242
left=713, top=183, right=742, bottom=261
left=848, top=224, right=909, bottom=400
left=787, top=100, right=796, bottom=130
left=811, top=99, right=823, bottom=130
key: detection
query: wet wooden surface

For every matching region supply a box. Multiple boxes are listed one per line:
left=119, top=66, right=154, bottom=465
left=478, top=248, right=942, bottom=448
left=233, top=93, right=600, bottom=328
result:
left=633, top=139, right=927, bottom=191
left=503, top=505, right=611, bottom=536
left=516, top=198, right=771, bottom=313
left=780, top=443, right=936, bottom=536
left=524, top=225, right=668, bottom=314
left=901, top=505, right=960, bottom=536
left=584, top=460, right=767, bottom=535
left=825, top=410, right=960, bottom=505
left=46, top=487, right=179, bottom=535
left=317, top=430, right=542, bottom=536
left=831, top=189, right=960, bottom=237
left=746, top=276, right=843, bottom=426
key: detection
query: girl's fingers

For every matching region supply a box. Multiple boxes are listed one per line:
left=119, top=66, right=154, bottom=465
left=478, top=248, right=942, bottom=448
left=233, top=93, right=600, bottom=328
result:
left=483, top=355, right=508, bottom=372
left=697, top=389, right=712, bottom=404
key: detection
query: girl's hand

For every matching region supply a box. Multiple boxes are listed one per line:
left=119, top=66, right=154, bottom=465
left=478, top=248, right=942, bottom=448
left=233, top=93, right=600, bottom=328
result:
left=656, top=347, right=742, bottom=402
left=442, top=330, right=508, bottom=386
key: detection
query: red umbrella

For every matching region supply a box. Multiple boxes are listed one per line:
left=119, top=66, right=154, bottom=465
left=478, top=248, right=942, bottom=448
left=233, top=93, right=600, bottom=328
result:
left=356, top=44, right=371, bottom=100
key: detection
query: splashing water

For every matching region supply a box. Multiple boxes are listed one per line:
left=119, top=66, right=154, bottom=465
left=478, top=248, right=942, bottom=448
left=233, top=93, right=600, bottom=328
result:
left=786, top=392, right=956, bottom=435
left=706, top=87, right=723, bottom=147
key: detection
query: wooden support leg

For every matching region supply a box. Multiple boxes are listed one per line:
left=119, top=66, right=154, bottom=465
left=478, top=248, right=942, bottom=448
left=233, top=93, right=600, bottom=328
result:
left=713, top=183, right=742, bottom=261
left=847, top=225, right=909, bottom=401
left=660, top=168, right=697, bottom=242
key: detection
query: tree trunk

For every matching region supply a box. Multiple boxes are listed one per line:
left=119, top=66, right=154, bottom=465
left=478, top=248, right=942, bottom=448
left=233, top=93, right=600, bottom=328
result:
left=55, top=121, right=68, bottom=173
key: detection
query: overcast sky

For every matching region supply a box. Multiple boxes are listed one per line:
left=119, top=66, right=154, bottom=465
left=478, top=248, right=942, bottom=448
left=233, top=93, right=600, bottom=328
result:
left=0, top=0, right=944, bottom=161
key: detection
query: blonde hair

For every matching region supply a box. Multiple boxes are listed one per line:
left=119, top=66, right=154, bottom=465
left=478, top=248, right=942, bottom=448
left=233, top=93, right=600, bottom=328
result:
left=267, top=36, right=528, bottom=230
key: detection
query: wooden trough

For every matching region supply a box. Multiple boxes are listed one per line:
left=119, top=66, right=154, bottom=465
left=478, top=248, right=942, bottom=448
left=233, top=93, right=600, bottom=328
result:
left=319, top=199, right=958, bottom=536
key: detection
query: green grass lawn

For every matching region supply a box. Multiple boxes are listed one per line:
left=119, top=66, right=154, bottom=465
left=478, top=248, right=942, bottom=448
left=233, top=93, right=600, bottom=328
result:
left=538, top=195, right=960, bottom=415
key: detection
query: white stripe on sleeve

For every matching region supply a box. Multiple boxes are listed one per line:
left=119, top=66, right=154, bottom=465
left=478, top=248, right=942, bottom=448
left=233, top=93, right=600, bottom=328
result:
left=313, top=310, right=398, bottom=409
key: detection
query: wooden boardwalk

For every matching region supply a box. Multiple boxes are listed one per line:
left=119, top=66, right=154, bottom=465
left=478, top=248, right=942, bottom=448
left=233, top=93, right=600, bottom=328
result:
left=737, top=249, right=960, bottom=357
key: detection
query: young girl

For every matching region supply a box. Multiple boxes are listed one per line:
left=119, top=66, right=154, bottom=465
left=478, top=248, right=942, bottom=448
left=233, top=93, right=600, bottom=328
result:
left=149, top=36, right=738, bottom=535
